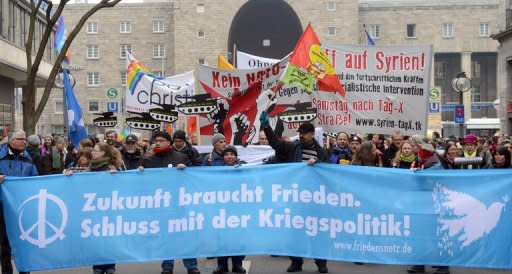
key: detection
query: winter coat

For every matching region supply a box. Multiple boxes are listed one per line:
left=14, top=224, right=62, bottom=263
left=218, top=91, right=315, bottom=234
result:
left=263, top=126, right=329, bottom=164
left=121, top=148, right=143, bottom=170
left=202, top=150, right=225, bottom=166
left=141, top=149, right=189, bottom=169
left=174, top=143, right=203, bottom=166
left=329, top=146, right=352, bottom=164
left=0, top=144, right=38, bottom=177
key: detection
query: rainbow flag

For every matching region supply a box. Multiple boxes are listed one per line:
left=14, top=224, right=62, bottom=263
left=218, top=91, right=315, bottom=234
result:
left=218, top=55, right=234, bottom=69
left=54, top=16, right=70, bottom=63
left=126, top=53, right=162, bottom=95
left=117, top=126, right=131, bottom=143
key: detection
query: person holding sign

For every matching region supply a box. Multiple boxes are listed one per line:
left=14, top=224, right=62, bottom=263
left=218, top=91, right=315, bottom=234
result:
left=211, top=145, right=247, bottom=274
left=259, top=111, right=329, bottom=273
left=137, top=131, right=200, bottom=274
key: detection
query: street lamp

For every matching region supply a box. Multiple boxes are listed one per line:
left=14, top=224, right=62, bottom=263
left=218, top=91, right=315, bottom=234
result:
left=451, top=72, right=471, bottom=138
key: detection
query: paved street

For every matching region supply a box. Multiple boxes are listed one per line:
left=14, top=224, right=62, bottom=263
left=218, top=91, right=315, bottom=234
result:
left=14, top=256, right=512, bottom=274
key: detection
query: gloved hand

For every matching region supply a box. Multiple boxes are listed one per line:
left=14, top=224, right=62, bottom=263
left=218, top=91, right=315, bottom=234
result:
left=259, top=111, right=270, bottom=128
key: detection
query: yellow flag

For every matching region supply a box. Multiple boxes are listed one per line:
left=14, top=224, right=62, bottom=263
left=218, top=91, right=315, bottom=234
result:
left=217, top=55, right=234, bottom=69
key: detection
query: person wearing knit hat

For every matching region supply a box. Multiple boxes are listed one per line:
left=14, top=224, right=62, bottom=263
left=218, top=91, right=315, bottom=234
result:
left=203, top=133, right=226, bottom=166
left=138, top=132, right=200, bottom=274
left=211, top=144, right=245, bottom=274
left=172, top=130, right=202, bottom=166
left=459, top=133, right=492, bottom=169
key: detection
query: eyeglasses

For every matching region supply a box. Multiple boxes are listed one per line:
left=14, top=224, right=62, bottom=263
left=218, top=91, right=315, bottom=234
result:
left=154, top=138, right=169, bottom=143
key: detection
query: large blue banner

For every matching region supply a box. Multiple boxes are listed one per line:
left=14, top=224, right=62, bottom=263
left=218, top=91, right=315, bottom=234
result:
left=1, top=164, right=512, bottom=272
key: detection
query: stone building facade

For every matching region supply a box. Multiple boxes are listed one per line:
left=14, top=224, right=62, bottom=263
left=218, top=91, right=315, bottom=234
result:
left=39, top=0, right=500, bottom=138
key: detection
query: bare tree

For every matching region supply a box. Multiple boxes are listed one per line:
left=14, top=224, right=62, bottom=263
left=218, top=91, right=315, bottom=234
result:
left=23, top=0, right=121, bottom=134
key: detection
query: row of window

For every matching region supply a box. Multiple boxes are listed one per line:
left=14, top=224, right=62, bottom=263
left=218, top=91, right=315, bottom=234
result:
left=86, top=44, right=166, bottom=59
left=364, top=23, right=491, bottom=40
left=86, top=20, right=165, bottom=34
left=55, top=100, right=99, bottom=113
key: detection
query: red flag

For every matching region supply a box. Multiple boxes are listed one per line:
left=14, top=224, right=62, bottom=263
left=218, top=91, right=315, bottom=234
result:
left=288, top=23, right=345, bottom=97
left=187, top=116, right=198, bottom=137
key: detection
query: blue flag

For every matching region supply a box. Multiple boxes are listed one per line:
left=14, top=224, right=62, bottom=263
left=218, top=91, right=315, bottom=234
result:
left=63, top=70, right=87, bottom=147
left=365, top=29, right=375, bottom=46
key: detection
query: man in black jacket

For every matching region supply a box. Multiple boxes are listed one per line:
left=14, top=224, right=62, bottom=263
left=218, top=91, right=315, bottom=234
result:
left=120, top=134, right=143, bottom=170
left=260, top=111, right=329, bottom=273
left=138, top=131, right=200, bottom=274
left=172, top=130, right=202, bottom=166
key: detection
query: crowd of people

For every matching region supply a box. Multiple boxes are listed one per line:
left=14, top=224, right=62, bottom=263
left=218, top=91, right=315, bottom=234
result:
left=0, top=111, right=509, bottom=274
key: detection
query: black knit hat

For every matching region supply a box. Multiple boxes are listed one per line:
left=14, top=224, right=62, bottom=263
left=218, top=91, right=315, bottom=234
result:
left=152, top=131, right=172, bottom=142
left=172, top=130, right=187, bottom=141
left=297, top=122, right=315, bottom=133
left=223, top=145, right=238, bottom=156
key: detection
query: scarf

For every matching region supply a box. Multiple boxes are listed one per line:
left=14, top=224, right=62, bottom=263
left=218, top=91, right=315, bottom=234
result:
left=89, top=157, right=111, bottom=171
left=399, top=153, right=415, bottom=163
left=153, top=145, right=172, bottom=155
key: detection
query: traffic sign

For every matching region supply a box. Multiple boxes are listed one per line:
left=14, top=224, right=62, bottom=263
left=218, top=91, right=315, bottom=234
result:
left=454, top=105, right=464, bottom=124
left=429, top=102, right=440, bottom=113
left=429, top=88, right=440, bottom=101
left=106, top=88, right=119, bottom=99
left=106, top=101, right=119, bottom=113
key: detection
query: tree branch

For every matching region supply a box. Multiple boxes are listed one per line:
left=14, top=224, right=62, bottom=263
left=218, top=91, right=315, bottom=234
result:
left=33, top=0, right=122, bottom=121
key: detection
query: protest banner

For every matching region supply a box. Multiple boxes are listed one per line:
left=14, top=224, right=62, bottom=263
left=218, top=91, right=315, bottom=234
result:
left=315, top=44, right=432, bottom=135
left=236, top=50, right=280, bottom=69
left=125, top=53, right=194, bottom=113
left=2, top=165, right=512, bottom=272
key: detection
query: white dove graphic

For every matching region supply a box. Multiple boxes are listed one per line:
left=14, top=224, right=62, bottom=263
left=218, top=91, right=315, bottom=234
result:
left=435, top=185, right=508, bottom=249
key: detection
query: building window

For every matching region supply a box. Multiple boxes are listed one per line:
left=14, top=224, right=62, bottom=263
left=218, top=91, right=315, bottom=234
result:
left=369, top=24, right=380, bottom=39
left=262, top=39, right=271, bottom=47
left=479, top=23, right=490, bottom=37
left=86, top=45, right=99, bottom=59
left=406, top=24, right=416, bottom=38
left=55, top=100, right=63, bottom=114
left=120, top=44, right=131, bottom=59
left=87, top=22, right=98, bottom=34
left=327, top=27, right=336, bottom=36
left=198, top=58, right=206, bottom=65
left=120, top=21, right=131, bottom=33
left=87, top=72, right=100, bottom=86
left=53, top=125, right=64, bottom=135
left=153, top=44, right=165, bottom=58
left=153, top=21, right=164, bottom=33
left=442, top=23, right=453, bottom=38
left=120, top=72, right=126, bottom=86
left=196, top=3, right=205, bottom=13
left=197, top=30, right=205, bottom=38
left=327, top=2, right=336, bottom=11
left=88, top=101, right=99, bottom=112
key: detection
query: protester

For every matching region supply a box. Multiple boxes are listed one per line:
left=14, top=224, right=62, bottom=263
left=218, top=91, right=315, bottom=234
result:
left=259, top=111, right=329, bottom=273
left=256, top=129, right=269, bottom=145
left=0, top=130, right=37, bottom=274
left=351, top=141, right=382, bottom=167
left=172, top=130, right=202, bottom=166
left=329, top=132, right=351, bottom=164
left=26, top=134, right=43, bottom=174
left=491, top=145, right=511, bottom=168
left=211, top=145, right=246, bottom=274
left=383, top=131, right=403, bottom=167
left=120, top=134, right=143, bottom=170
left=203, top=133, right=226, bottom=166
left=392, top=140, right=416, bottom=169
left=66, top=143, right=122, bottom=274
left=41, top=136, right=68, bottom=175
left=348, top=135, right=362, bottom=155
left=459, top=134, right=492, bottom=169
left=138, top=131, right=200, bottom=274
left=437, top=142, right=460, bottom=169
left=40, top=134, right=53, bottom=155
left=105, top=130, right=122, bottom=150
left=408, top=137, right=449, bottom=274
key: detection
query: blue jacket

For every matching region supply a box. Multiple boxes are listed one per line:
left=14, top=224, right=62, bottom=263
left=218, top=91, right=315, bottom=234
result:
left=0, top=143, right=38, bottom=177
left=202, top=150, right=225, bottom=166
